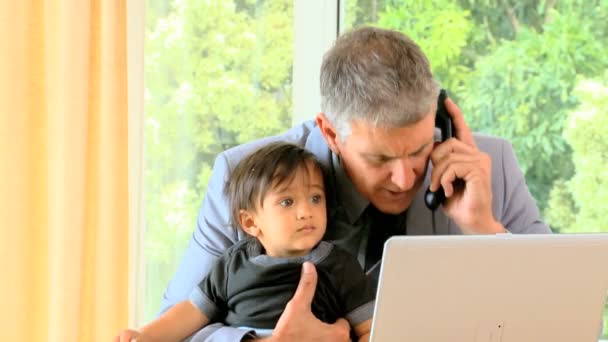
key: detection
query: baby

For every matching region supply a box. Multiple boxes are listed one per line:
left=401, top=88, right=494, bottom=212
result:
left=117, top=141, right=374, bottom=341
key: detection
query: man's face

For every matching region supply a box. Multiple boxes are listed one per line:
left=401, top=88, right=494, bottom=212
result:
left=328, top=113, right=435, bottom=214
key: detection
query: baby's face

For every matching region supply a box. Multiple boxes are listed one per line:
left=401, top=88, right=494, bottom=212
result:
left=253, top=162, right=327, bottom=258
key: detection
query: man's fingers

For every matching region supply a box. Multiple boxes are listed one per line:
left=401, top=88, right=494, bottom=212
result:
left=331, top=318, right=352, bottom=342
left=431, top=138, right=476, bottom=167
left=291, top=261, right=318, bottom=308
left=429, top=152, right=481, bottom=192
left=435, top=160, right=489, bottom=198
left=333, top=318, right=351, bottom=333
left=445, top=97, right=475, bottom=147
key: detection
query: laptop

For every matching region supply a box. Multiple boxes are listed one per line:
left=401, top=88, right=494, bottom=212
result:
left=370, top=233, right=608, bottom=342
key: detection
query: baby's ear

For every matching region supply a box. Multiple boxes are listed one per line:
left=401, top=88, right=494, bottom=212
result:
left=238, top=209, right=259, bottom=237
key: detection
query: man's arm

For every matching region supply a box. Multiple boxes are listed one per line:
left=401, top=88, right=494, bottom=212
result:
left=157, top=153, right=260, bottom=341
left=495, top=138, right=551, bottom=234
left=158, top=153, right=239, bottom=315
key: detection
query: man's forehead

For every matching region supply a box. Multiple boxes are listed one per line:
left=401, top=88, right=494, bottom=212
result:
left=362, top=139, right=433, bottom=158
left=348, top=118, right=435, bottom=155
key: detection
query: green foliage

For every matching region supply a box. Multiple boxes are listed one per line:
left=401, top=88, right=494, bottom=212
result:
left=546, top=77, right=608, bottom=232
left=143, top=1, right=608, bottom=332
left=144, top=0, right=293, bottom=320
left=376, top=0, right=474, bottom=92
left=460, top=5, right=607, bottom=211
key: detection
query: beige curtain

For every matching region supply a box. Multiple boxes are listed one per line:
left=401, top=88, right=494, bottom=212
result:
left=0, top=1, right=130, bottom=341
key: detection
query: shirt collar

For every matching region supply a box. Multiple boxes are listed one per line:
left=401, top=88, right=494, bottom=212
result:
left=247, top=240, right=334, bottom=266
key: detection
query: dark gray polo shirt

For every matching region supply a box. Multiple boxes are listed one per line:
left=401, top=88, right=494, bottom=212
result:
left=189, top=239, right=375, bottom=330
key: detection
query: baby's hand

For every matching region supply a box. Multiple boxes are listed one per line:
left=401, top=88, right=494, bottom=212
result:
left=115, top=329, right=141, bottom=342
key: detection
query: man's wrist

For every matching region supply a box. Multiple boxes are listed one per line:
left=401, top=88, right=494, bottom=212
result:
left=463, top=218, right=506, bottom=235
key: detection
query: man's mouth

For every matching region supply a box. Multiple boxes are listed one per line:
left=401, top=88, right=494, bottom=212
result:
left=385, top=189, right=408, bottom=199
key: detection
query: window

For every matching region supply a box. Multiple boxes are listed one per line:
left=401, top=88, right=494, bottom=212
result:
left=143, top=0, right=296, bottom=322
left=343, top=0, right=608, bottom=338
left=140, top=0, right=607, bottom=336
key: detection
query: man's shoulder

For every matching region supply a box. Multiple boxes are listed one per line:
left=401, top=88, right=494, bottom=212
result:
left=472, top=132, right=516, bottom=164
left=472, top=132, right=509, bottom=152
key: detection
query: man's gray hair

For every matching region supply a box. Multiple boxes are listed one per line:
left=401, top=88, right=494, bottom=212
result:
left=320, top=26, right=440, bottom=139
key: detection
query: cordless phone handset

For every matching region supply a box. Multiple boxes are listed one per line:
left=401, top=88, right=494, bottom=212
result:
left=424, top=89, right=455, bottom=211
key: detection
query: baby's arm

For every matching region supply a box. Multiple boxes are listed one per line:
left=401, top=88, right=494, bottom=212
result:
left=354, top=319, right=372, bottom=342
left=119, top=301, right=208, bottom=342
left=117, top=247, right=232, bottom=341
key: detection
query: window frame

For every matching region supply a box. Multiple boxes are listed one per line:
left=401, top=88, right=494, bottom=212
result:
left=292, top=0, right=339, bottom=125
left=127, top=0, right=145, bottom=327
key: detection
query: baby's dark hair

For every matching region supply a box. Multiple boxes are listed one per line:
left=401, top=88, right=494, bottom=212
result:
left=224, top=142, right=324, bottom=229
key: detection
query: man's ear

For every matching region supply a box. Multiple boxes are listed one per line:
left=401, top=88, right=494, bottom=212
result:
left=238, top=210, right=260, bottom=237
left=316, top=113, right=341, bottom=155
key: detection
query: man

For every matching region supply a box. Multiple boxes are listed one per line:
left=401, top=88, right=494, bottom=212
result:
left=159, top=27, right=551, bottom=341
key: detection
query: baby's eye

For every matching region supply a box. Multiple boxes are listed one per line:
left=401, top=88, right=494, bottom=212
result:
left=280, top=198, right=294, bottom=207
left=311, top=194, right=323, bottom=204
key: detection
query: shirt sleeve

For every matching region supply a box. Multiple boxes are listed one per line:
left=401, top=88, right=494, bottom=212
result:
left=336, top=250, right=376, bottom=327
left=189, top=253, right=230, bottom=322
left=158, top=153, right=240, bottom=316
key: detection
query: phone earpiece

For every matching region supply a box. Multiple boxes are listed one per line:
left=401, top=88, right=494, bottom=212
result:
left=425, top=186, right=445, bottom=211
left=425, top=89, right=454, bottom=211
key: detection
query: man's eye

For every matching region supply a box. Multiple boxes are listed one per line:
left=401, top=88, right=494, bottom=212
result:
left=280, top=198, right=294, bottom=207
left=411, top=146, right=430, bottom=158
left=369, top=156, right=390, bottom=165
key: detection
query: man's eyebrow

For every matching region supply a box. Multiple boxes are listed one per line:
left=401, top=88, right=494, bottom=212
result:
left=362, top=152, right=394, bottom=160
left=409, top=140, right=433, bottom=155
left=363, top=140, right=434, bottom=159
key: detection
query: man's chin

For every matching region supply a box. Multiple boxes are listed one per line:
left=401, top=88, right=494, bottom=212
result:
left=371, top=198, right=412, bottom=215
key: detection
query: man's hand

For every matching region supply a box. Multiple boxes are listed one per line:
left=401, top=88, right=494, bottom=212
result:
left=253, top=262, right=351, bottom=342
left=429, top=97, right=505, bottom=234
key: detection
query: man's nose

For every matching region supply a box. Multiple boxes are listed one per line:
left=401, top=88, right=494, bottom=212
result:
left=390, top=158, right=415, bottom=190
